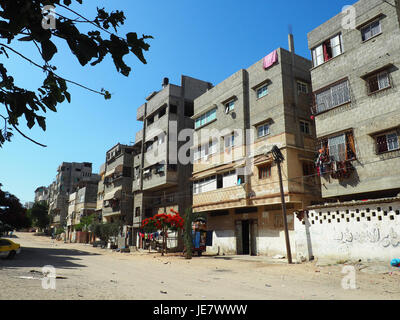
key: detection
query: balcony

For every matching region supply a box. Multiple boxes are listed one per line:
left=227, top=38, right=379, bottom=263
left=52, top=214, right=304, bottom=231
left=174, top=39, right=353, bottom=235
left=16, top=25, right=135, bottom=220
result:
left=137, top=104, right=145, bottom=121
left=193, top=185, right=246, bottom=211
left=135, top=129, right=143, bottom=143
left=142, top=169, right=178, bottom=191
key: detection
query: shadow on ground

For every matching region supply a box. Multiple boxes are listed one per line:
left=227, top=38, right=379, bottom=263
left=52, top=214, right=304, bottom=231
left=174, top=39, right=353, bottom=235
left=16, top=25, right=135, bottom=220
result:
left=0, top=246, right=100, bottom=270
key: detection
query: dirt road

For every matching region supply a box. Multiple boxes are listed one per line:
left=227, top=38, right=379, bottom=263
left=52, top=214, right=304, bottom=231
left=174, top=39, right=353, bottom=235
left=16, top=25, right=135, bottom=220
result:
left=1, top=232, right=399, bottom=300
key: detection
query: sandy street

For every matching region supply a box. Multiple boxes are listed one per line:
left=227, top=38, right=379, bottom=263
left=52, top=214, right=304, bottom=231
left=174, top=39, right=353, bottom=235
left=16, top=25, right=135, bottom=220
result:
left=0, top=232, right=399, bottom=300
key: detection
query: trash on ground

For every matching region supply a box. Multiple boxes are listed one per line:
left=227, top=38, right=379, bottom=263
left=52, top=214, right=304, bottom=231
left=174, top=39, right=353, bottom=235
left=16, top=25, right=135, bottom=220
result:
left=273, top=254, right=285, bottom=259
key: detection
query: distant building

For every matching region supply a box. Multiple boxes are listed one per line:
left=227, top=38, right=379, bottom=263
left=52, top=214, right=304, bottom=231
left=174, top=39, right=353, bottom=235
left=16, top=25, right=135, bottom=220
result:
left=24, top=202, right=34, bottom=210
left=34, top=186, right=49, bottom=204
left=66, top=180, right=99, bottom=242
left=48, top=162, right=99, bottom=230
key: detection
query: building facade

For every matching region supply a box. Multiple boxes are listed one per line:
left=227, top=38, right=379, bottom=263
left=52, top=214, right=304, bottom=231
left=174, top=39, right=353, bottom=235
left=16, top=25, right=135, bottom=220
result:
left=48, top=162, right=98, bottom=229
left=309, top=0, right=400, bottom=201
left=34, top=186, right=49, bottom=204
left=132, top=76, right=213, bottom=248
left=191, top=41, right=321, bottom=256
left=66, top=181, right=99, bottom=242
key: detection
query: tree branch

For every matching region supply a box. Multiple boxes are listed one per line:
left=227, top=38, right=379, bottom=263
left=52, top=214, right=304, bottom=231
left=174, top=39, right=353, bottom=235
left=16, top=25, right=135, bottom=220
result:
left=0, top=43, right=107, bottom=96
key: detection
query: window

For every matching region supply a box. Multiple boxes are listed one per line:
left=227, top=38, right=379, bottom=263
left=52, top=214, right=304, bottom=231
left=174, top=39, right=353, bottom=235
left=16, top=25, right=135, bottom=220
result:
left=300, top=120, right=310, bottom=135
left=320, top=131, right=356, bottom=162
left=315, top=80, right=350, bottom=114
left=257, top=123, right=270, bottom=138
left=258, top=165, right=272, bottom=179
left=225, top=100, right=235, bottom=113
left=297, top=81, right=308, bottom=94
left=146, top=141, right=153, bottom=152
left=257, top=85, right=268, bottom=99
left=312, top=34, right=342, bottom=67
left=366, top=71, right=390, bottom=94
left=159, top=107, right=166, bottom=118
left=194, top=140, right=218, bottom=161
left=361, top=20, right=381, bottom=41
left=147, top=115, right=154, bottom=126
left=224, top=134, right=235, bottom=150
left=135, top=207, right=141, bottom=217
left=195, top=108, right=217, bottom=129
left=303, top=162, right=315, bottom=176
left=376, top=132, right=399, bottom=153
left=169, top=104, right=178, bottom=114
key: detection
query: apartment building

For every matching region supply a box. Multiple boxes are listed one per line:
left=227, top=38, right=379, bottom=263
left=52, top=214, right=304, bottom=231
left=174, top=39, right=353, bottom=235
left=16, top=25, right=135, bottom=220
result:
left=34, top=186, right=49, bottom=204
left=66, top=180, right=99, bottom=242
left=191, top=39, right=321, bottom=256
left=48, top=162, right=98, bottom=229
left=294, top=0, right=400, bottom=262
left=132, top=76, right=213, bottom=248
left=100, top=144, right=135, bottom=247
left=95, top=163, right=106, bottom=220
left=308, top=0, right=400, bottom=201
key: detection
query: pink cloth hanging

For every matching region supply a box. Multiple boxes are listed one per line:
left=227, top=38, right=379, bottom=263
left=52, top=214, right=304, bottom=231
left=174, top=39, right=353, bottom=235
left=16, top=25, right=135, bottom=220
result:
left=263, top=50, right=278, bottom=69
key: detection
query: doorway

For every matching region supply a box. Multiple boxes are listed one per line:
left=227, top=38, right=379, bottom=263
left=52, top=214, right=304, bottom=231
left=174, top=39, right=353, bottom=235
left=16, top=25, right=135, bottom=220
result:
left=242, top=220, right=250, bottom=255
left=236, top=219, right=257, bottom=256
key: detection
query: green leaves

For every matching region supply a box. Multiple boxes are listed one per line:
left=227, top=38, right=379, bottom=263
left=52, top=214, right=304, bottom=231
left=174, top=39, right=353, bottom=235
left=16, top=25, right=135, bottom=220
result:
left=0, top=0, right=152, bottom=147
left=41, top=39, right=58, bottom=62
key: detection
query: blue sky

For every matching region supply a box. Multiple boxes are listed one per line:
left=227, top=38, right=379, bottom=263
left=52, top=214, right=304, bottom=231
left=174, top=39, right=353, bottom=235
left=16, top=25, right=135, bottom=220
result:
left=0, top=0, right=355, bottom=204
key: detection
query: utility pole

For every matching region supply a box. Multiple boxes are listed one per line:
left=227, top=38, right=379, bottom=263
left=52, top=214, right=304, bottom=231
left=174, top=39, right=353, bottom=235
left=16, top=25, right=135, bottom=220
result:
left=271, top=145, right=293, bottom=264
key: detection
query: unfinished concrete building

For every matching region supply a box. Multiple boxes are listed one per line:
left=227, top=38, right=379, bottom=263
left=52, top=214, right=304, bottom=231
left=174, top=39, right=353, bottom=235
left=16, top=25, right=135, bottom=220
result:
left=191, top=38, right=321, bottom=256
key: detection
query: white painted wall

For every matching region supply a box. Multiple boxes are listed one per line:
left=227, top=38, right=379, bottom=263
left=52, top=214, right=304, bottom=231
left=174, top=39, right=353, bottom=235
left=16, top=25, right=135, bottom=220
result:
left=295, top=200, right=400, bottom=262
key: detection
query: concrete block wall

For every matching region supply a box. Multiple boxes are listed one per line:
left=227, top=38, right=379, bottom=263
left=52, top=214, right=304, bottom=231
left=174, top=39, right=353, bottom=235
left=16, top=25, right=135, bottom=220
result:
left=295, top=198, right=400, bottom=261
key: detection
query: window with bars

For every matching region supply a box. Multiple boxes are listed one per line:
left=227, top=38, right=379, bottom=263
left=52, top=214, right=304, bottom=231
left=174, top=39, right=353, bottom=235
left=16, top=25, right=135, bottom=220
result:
left=315, top=80, right=351, bottom=114
left=258, top=164, right=272, bottom=179
left=361, top=20, right=381, bottom=41
left=376, top=132, right=399, bottom=154
left=366, top=71, right=390, bottom=94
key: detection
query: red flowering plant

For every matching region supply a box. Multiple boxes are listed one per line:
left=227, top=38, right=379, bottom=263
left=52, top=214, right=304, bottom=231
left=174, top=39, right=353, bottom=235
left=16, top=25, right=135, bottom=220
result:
left=141, top=209, right=184, bottom=255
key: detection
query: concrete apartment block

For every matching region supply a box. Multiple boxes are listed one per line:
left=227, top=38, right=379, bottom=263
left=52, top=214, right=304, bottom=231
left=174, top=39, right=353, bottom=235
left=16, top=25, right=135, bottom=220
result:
left=192, top=41, right=321, bottom=256
left=66, top=181, right=98, bottom=242
left=34, top=186, right=49, bottom=204
left=308, top=0, right=400, bottom=200
left=132, top=76, right=213, bottom=249
left=47, top=162, right=98, bottom=229
left=101, top=144, right=135, bottom=231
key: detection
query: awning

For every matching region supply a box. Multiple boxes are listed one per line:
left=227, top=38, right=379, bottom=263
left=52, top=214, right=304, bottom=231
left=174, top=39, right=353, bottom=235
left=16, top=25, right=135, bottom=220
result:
left=192, top=162, right=236, bottom=180
left=104, top=187, right=122, bottom=200
left=105, top=165, right=123, bottom=178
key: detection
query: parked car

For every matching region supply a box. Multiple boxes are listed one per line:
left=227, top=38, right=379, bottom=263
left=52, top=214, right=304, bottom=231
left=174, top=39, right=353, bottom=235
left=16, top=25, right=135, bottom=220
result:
left=0, top=238, right=21, bottom=259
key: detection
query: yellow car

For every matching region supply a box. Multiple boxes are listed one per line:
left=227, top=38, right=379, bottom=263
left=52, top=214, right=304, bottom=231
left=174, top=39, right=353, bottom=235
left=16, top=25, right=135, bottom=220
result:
left=0, top=238, right=21, bottom=259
